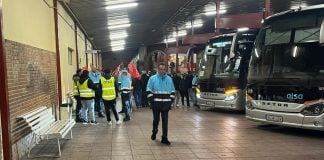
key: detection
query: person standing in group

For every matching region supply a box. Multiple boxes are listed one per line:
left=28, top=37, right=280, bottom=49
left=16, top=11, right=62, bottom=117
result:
left=118, top=69, right=133, bottom=121
left=179, top=74, right=190, bottom=107
left=77, top=70, right=97, bottom=124
left=132, top=76, right=142, bottom=109
left=72, top=69, right=83, bottom=122
left=99, top=69, right=120, bottom=124
left=141, top=70, right=151, bottom=108
left=89, top=65, right=105, bottom=118
left=171, top=72, right=181, bottom=108
left=186, top=72, right=194, bottom=107
left=147, top=63, right=175, bottom=145
left=191, top=73, right=199, bottom=106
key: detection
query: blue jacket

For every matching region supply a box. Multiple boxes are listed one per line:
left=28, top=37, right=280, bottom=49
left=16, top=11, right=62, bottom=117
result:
left=147, top=73, right=175, bottom=106
left=89, top=71, right=102, bottom=84
left=192, top=75, right=199, bottom=87
left=118, top=70, right=132, bottom=93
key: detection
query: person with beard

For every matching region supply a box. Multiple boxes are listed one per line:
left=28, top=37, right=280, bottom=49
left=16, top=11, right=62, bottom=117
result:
left=77, top=70, right=98, bottom=124
left=99, top=69, right=120, bottom=124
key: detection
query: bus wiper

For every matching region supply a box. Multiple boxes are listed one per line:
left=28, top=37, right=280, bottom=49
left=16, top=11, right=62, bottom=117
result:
left=266, top=32, right=290, bottom=45
left=296, top=29, right=320, bottom=43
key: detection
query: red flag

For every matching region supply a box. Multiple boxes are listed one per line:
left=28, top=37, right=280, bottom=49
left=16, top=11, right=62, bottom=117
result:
left=128, top=63, right=140, bottom=79
left=113, top=63, right=122, bottom=77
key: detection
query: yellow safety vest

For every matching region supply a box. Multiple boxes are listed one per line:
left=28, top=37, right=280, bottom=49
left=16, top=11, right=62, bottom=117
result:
left=73, top=82, right=79, bottom=96
left=77, top=79, right=95, bottom=98
left=101, top=77, right=116, bottom=101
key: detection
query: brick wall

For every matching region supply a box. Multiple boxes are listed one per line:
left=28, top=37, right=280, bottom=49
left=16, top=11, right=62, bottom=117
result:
left=4, top=40, right=58, bottom=159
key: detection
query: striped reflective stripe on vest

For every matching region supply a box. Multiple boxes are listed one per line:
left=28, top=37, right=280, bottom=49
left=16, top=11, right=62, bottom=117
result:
left=77, top=79, right=95, bottom=98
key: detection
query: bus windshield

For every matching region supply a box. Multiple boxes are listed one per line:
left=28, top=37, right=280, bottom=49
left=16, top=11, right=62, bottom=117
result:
left=249, top=15, right=324, bottom=81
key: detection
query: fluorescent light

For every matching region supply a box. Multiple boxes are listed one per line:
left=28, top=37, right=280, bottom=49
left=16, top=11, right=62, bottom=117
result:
left=164, top=38, right=176, bottom=43
left=109, top=31, right=128, bottom=40
left=112, top=46, right=125, bottom=51
left=219, top=10, right=227, bottom=14
left=172, top=30, right=187, bottom=37
left=106, top=2, right=138, bottom=10
left=108, top=19, right=130, bottom=26
left=111, top=41, right=126, bottom=46
left=293, top=46, right=298, bottom=58
left=186, top=23, right=203, bottom=29
left=204, top=11, right=216, bottom=16
left=108, top=23, right=131, bottom=30
left=238, top=27, right=249, bottom=32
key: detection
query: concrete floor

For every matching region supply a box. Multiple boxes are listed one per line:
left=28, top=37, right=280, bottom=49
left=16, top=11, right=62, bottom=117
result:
left=26, top=101, right=324, bottom=160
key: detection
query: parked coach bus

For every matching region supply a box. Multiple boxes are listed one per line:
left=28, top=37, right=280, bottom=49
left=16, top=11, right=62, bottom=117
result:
left=246, top=5, right=324, bottom=131
left=197, top=29, right=257, bottom=111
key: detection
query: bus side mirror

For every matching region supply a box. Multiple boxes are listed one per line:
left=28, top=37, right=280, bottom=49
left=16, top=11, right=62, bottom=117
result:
left=320, top=19, right=324, bottom=44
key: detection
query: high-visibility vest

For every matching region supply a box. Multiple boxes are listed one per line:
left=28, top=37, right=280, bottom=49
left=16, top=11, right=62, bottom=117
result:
left=101, top=77, right=116, bottom=101
left=77, top=79, right=95, bottom=98
left=73, top=82, right=79, bottom=96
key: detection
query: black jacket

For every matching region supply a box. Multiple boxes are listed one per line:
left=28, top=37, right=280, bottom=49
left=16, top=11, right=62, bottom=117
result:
left=98, top=74, right=119, bottom=100
left=79, top=75, right=97, bottom=100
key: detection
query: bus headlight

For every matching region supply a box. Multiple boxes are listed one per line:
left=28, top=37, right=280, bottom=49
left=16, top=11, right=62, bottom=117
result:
left=225, top=95, right=236, bottom=101
left=301, top=103, right=324, bottom=116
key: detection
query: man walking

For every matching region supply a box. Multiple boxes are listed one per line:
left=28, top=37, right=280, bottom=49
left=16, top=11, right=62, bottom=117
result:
left=118, top=69, right=132, bottom=121
left=147, top=63, right=175, bottom=145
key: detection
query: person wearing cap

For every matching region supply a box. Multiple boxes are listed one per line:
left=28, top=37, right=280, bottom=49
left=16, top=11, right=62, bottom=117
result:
left=77, top=70, right=98, bottom=124
left=99, top=68, right=120, bottom=124
left=72, top=68, right=83, bottom=122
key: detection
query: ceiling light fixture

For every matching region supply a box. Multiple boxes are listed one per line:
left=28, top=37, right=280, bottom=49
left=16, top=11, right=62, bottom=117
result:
left=204, top=11, right=217, bottom=16
left=185, top=23, right=203, bottom=29
left=106, top=2, right=138, bottom=10
left=108, top=23, right=131, bottom=30
left=111, top=41, right=126, bottom=46
left=112, top=46, right=125, bottom=51
left=164, top=38, right=177, bottom=43
left=108, top=19, right=130, bottom=26
left=237, top=27, right=249, bottom=32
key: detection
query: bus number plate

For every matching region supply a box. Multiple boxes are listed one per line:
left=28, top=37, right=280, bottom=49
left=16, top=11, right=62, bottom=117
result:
left=206, top=101, right=214, bottom=106
left=266, top=115, right=283, bottom=122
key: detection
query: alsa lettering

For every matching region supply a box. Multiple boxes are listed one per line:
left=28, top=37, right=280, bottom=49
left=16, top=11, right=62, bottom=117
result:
left=286, top=93, right=303, bottom=100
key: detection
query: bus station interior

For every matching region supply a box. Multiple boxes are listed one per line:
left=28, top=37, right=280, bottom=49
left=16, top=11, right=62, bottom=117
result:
left=1, top=0, right=324, bottom=160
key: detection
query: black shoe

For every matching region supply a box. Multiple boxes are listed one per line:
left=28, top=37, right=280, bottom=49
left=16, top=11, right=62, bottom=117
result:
left=119, top=110, right=125, bottom=114
left=123, top=117, right=130, bottom=121
left=98, top=112, right=105, bottom=118
left=90, top=120, right=98, bottom=125
left=151, top=129, right=158, bottom=140
left=161, top=137, right=171, bottom=145
left=75, top=117, right=82, bottom=123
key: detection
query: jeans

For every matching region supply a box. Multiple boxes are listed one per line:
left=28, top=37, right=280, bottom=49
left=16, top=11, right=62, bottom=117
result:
left=121, top=93, right=132, bottom=118
left=74, top=95, right=82, bottom=121
left=133, top=88, right=142, bottom=107
left=103, top=99, right=119, bottom=121
left=94, top=84, right=103, bottom=113
left=188, top=88, right=197, bottom=105
left=81, top=99, right=95, bottom=122
left=174, top=90, right=181, bottom=106
left=180, top=91, right=190, bottom=106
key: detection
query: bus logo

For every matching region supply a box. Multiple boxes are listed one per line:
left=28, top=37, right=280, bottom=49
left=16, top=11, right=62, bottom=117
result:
left=286, top=93, right=303, bottom=100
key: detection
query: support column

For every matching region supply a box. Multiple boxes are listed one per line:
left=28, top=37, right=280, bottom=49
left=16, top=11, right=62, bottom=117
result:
left=215, top=0, right=221, bottom=33
left=54, top=0, right=62, bottom=105
left=0, top=0, right=12, bottom=159
left=74, top=21, right=79, bottom=69
left=264, top=0, right=271, bottom=19
left=85, top=36, right=88, bottom=68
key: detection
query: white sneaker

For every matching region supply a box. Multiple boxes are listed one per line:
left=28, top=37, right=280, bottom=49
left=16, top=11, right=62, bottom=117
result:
left=116, top=121, right=121, bottom=124
left=108, top=121, right=112, bottom=125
